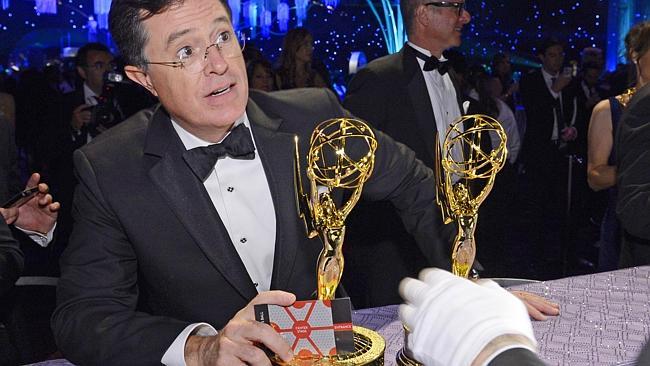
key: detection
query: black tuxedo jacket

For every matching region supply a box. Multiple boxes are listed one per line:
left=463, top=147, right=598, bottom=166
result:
left=520, top=69, right=579, bottom=163
left=0, top=216, right=23, bottom=297
left=0, top=119, right=20, bottom=204
left=616, top=83, right=650, bottom=248
left=52, top=88, right=451, bottom=364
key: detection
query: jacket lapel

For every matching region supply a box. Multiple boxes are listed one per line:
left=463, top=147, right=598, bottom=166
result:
left=403, top=46, right=439, bottom=164
left=144, top=107, right=258, bottom=300
left=246, top=100, right=303, bottom=291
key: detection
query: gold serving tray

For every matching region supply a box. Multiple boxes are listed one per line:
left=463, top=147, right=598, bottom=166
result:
left=272, top=326, right=385, bottom=366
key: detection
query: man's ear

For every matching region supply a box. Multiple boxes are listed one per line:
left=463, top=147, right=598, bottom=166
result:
left=124, top=65, right=158, bottom=96
left=76, top=66, right=87, bottom=81
left=415, top=4, right=430, bottom=29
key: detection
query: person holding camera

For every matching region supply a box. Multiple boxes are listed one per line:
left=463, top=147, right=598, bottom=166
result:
left=67, top=42, right=122, bottom=147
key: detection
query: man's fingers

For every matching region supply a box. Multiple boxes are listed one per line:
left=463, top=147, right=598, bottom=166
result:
left=49, top=202, right=61, bottom=212
left=224, top=321, right=292, bottom=362
left=37, top=182, right=49, bottom=194
left=219, top=336, right=270, bottom=366
left=26, top=173, right=41, bottom=188
left=523, top=301, right=546, bottom=321
left=248, top=290, right=296, bottom=308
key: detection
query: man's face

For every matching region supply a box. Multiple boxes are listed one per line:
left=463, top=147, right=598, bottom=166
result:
left=251, top=64, right=274, bottom=92
left=494, top=58, right=511, bottom=77
left=78, top=50, right=114, bottom=94
left=540, top=45, right=565, bottom=74
left=425, top=2, right=471, bottom=51
left=583, top=67, right=601, bottom=87
left=130, top=0, right=248, bottom=141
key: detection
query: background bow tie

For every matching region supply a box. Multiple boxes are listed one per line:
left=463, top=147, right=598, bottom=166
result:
left=183, top=123, right=256, bottom=181
left=411, top=47, right=449, bottom=75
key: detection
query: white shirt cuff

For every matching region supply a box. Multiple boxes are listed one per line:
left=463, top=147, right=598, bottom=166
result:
left=161, top=323, right=217, bottom=366
left=15, top=222, right=56, bottom=247
left=480, top=344, right=538, bottom=366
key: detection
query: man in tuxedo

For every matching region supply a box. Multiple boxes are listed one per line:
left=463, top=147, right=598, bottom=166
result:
left=51, top=0, right=550, bottom=364
left=51, top=0, right=453, bottom=364
left=520, top=39, right=579, bottom=201
left=42, top=43, right=156, bottom=251
left=616, top=83, right=650, bottom=267
left=342, top=0, right=472, bottom=307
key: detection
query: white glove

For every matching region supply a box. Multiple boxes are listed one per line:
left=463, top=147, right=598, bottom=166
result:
left=399, top=268, right=537, bottom=366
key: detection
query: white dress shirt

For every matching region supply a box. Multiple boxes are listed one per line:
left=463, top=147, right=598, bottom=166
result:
left=71, top=83, right=98, bottom=144
left=408, top=42, right=463, bottom=162
left=162, top=113, right=276, bottom=366
left=541, top=69, right=561, bottom=141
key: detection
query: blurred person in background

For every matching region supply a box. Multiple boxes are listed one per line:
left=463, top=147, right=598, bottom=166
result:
left=275, top=27, right=331, bottom=90
left=588, top=21, right=649, bottom=271
left=247, top=58, right=276, bottom=92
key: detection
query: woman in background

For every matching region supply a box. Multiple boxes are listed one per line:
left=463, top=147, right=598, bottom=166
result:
left=247, top=58, right=276, bottom=92
left=275, top=28, right=331, bottom=90
left=587, top=21, right=650, bottom=271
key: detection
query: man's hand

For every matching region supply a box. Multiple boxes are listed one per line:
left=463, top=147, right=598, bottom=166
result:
left=8, top=173, right=59, bottom=234
left=510, top=290, right=560, bottom=321
left=185, top=291, right=296, bottom=366
left=71, top=104, right=92, bottom=131
left=560, top=126, right=578, bottom=142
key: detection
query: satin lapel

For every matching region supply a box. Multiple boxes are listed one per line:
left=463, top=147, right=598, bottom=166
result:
left=144, top=108, right=257, bottom=300
left=246, top=100, right=302, bottom=291
left=404, top=47, right=438, bottom=164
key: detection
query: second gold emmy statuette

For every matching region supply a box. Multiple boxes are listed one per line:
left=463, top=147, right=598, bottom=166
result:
left=396, top=114, right=508, bottom=366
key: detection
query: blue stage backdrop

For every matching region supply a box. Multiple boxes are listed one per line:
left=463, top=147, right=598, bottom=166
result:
left=0, top=0, right=646, bottom=88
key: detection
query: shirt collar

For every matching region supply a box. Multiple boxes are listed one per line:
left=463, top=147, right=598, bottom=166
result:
left=541, top=68, right=559, bottom=82
left=172, top=114, right=249, bottom=150
left=83, top=83, right=98, bottom=105
left=407, top=41, right=447, bottom=62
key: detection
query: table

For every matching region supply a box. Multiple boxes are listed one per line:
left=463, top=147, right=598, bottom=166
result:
left=30, top=266, right=650, bottom=366
left=352, top=266, right=650, bottom=365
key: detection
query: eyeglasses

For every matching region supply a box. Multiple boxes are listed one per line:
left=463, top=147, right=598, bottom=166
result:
left=145, top=30, right=245, bottom=74
left=424, top=1, right=466, bottom=17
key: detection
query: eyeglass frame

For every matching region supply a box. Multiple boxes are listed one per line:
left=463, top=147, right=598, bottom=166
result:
left=423, top=1, right=466, bottom=17
left=144, top=31, right=245, bottom=72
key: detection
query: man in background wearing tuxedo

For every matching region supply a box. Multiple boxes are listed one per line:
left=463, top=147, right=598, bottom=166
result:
left=342, top=0, right=476, bottom=307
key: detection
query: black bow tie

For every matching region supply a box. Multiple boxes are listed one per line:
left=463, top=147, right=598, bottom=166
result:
left=411, top=47, right=449, bottom=75
left=183, top=124, right=256, bottom=181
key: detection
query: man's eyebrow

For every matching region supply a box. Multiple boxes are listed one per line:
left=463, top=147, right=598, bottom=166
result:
left=165, top=16, right=231, bottom=49
left=166, top=28, right=193, bottom=49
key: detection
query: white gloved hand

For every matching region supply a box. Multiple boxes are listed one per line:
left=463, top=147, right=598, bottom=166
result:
left=399, top=268, right=537, bottom=366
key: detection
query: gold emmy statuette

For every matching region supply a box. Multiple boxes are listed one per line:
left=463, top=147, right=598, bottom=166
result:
left=283, top=118, right=384, bottom=366
left=436, top=114, right=507, bottom=278
left=396, top=114, right=507, bottom=366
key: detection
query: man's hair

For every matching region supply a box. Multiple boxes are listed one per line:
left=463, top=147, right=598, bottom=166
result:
left=400, top=0, right=422, bottom=37
left=109, top=0, right=231, bottom=68
left=491, top=52, right=509, bottom=66
left=582, top=61, right=602, bottom=73
left=625, top=21, right=650, bottom=62
left=76, top=42, right=111, bottom=67
left=537, top=38, right=564, bottom=56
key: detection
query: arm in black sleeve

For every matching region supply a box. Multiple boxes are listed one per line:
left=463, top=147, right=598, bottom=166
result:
left=616, top=85, right=650, bottom=240
left=0, top=218, right=23, bottom=297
